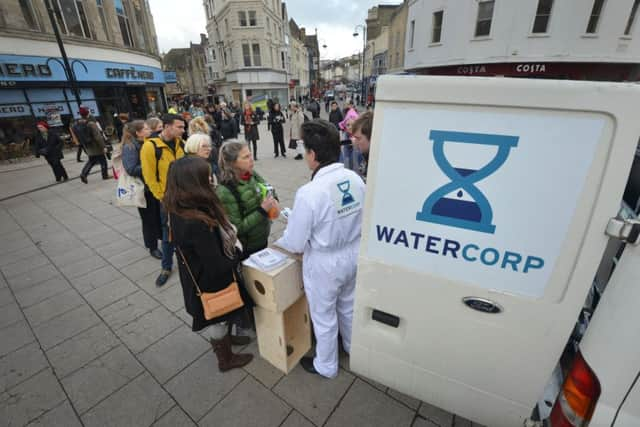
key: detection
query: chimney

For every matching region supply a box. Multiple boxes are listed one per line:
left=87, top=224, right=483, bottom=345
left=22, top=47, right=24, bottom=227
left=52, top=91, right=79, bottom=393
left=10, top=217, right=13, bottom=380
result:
left=300, top=27, right=306, bottom=39
left=200, top=33, right=207, bottom=45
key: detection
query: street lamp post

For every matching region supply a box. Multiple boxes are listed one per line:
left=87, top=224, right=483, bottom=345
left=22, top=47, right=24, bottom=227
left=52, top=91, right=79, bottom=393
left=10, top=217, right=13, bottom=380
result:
left=43, top=0, right=83, bottom=108
left=353, top=24, right=366, bottom=106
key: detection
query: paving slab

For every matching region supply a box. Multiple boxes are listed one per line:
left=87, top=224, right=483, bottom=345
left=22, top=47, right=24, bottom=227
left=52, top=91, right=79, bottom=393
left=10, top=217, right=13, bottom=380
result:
left=0, top=369, right=66, bottom=427
left=453, top=415, right=474, bottom=427
left=273, top=365, right=355, bottom=426
left=325, top=378, right=414, bottom=427
left=23, top=288, right=85, bottom=326
left=0, top=287, right=14, bottom=308
left=84, top=277, right=138, bottom=310
left=98, top=290, right=159, bottom=330
left=0, top=301, right=23, bottom=329
left=6, top=264, right=61, bottom=291
left=138, top=325, right=210, bottom=384
left=155, top=282, right=185, bottom=312
left=419, top=402, right=455, bottom=427
left=281, top=410, right=316, bottom=427
left=13, top=275, right=71, bottom=308
left=165, top=349, right=246, bottom=421
left=0, top=341, right=49, bottom=392
left=94, top=237, right=138, bottom=259
left=0, top=245, right=41, bottom=268
left=59, top=255, right=108, bottom=280
left=136, top=269, right=180, bottom=295
left=46, top=323, right=121, bottom=378
left=199, top=376, right=290, bottom=427
left=389, top=387, right=422, bottom=410
left=115, top=305, right=183, bottom=353
left=106, top=245, right=150, bottom=269
left=120, top=256, right=162, bottom=281
left=0, top=320, right=36, bottom=357
left=48, top=246, right=95, bottom=268
left=413, top=416, right=440, bottom=427
left=70, top=264, right=124, bottom=294
left=61, top=345, right=144, bottom=414
left=25, top=400, right=82, bottom=427
left=33, top=304, right=101, bottom=350
left=1, top=255, right=50, bottom=278
left=242, top=341, right=284, bottom=389
left=152, top=405, right=196, bottom=427
left=81, top=372, right=174, bottom=427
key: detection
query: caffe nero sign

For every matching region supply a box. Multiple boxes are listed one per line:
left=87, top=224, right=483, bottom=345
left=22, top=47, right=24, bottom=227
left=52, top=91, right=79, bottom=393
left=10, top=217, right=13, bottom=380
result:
left=0, top=55, right=164, bottom=84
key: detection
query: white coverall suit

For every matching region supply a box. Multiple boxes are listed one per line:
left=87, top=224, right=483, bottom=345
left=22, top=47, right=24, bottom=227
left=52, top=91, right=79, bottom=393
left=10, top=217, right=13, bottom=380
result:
left=276, top=163, right=365, bottom=378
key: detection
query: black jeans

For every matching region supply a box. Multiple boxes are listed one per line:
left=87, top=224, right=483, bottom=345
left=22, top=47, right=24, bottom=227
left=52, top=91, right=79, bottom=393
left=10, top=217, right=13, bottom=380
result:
left=81, top=154, right=108, bottom=179
left=247, top=139, right=257, bottom=159
left=46, top=157, right=68, bottom=181
left=138, top=188, right=161, bottom=251
left=272, top=130, right=285, bottom=156
left=76, top=145, right=84, bottom=161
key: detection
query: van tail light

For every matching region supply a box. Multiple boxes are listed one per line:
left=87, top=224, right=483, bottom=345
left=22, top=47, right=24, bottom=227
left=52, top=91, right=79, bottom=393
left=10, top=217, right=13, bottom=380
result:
left=549, top=351, right=601, bottom=427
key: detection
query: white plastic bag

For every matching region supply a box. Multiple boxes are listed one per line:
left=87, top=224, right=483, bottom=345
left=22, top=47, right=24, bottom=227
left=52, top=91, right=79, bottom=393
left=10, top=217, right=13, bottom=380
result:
left=115, top=173, right=146, bottom=208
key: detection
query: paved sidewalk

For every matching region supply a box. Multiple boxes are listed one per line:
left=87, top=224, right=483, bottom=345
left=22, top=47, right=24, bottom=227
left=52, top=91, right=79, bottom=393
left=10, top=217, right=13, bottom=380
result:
left=0, top=118, right=478, bottom=426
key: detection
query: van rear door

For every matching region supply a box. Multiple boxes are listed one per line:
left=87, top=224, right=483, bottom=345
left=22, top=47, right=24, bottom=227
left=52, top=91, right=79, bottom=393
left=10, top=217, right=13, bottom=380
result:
left=350, top=76, right=640, bottom=427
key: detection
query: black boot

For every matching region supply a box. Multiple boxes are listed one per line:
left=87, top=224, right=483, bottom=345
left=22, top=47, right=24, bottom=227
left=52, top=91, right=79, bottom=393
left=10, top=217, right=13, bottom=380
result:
left=211, top=335, right=253, bottom=372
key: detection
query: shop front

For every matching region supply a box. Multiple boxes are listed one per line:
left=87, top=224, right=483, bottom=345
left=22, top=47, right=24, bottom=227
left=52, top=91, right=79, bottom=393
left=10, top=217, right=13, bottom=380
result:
left=0, top=54, right=165, bottom=149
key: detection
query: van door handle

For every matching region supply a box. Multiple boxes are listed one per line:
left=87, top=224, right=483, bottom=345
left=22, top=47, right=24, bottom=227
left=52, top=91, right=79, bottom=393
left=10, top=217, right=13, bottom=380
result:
left=372, top=309, right=400, bottom=328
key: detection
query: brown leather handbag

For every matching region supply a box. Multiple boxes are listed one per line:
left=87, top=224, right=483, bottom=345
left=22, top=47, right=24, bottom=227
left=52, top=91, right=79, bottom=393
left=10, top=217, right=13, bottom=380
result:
left=177, top=247, right=244, bottom=320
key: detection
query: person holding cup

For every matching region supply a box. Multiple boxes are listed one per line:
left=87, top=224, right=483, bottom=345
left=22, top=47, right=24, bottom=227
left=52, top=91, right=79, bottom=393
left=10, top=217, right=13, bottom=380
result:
left=217, top=140, right=279, bottom=258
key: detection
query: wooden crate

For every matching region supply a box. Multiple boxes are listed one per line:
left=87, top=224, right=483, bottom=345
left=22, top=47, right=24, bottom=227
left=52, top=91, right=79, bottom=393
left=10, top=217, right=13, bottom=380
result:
left=242, top=257, right=304, bottom=312
left=254, top=295, right=312, bottom=374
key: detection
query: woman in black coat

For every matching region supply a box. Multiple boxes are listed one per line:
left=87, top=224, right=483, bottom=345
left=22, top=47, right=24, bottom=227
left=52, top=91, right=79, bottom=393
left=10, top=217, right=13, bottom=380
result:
left=34, top=121, right=68, bottom=182
left=268, top=103, right=286, bottom=157
left=164, top=156, right=254, bottom=372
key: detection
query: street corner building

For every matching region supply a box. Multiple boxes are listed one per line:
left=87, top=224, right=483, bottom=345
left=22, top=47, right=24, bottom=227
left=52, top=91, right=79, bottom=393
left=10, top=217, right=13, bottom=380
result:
left=0, top=0, right=165, bottom=145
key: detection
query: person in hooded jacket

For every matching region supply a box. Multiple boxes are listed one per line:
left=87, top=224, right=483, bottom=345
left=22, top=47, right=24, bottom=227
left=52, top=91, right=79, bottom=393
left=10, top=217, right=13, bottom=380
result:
left=34, top=121, right=68, bottom=182
left=72, top=107, right=109, bottom=183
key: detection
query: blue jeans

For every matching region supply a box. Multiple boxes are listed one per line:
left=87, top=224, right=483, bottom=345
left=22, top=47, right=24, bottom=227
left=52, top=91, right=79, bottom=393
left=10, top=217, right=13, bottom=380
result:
left=341, top=144, right=354, bottom=170
left=159, top=206, right=174, bottom=271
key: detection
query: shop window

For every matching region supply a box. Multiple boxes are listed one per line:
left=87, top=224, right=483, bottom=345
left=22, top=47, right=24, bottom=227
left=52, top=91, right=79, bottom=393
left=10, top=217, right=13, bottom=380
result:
left=432, top=11, right=443, bottom=43
left=249, top=11, right=257, bottom=26
left=50, top=0, right=67, bottom=34
left=532, top=0, right=553, bottom=33
left=624, top=0, right=640, bottom=36
left=114, top=0, right=134, bottom=47
left=586, top=0, right=606, bottom=34
left=238, top=11, right=247, bottom=26
left=475, top=0, right=495, bottom=37
left=225, top=18, right=229, bottom=33
left=19, top=0, right=38, bottom=30
left=242, top=44, right=251, bottom=67
left=96, top=0, right=111, bottom=40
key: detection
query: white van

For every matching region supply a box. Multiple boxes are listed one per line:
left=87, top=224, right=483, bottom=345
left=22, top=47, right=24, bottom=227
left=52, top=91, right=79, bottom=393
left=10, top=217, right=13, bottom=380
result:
left=349, top=75, right=640, bottom=427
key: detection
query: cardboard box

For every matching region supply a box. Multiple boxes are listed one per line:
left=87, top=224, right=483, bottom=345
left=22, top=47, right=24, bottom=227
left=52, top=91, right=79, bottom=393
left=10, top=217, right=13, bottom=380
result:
left=254, top=295, right=312, bottom=374
left=242, top=256, right=304, bottom=312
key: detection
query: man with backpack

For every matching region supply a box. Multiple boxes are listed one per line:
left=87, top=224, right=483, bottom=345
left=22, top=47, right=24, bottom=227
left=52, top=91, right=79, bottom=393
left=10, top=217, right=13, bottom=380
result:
left=72, top=106, right=109, bottom=183
left=141, top=114, right=186, bottom=287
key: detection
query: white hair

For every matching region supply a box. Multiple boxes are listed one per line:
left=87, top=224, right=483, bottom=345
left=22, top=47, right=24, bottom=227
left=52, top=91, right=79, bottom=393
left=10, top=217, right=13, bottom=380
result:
left=184, top=133, right=212, bottom=154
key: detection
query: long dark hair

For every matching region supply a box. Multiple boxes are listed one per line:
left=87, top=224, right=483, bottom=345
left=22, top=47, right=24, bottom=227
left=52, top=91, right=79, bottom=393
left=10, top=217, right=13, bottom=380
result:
left=164, top=157, right=237, bottom=257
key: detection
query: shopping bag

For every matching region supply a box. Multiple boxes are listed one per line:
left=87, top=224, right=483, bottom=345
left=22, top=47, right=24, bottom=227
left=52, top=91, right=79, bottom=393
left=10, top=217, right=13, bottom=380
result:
left=115, top=173, right=146, bottom=208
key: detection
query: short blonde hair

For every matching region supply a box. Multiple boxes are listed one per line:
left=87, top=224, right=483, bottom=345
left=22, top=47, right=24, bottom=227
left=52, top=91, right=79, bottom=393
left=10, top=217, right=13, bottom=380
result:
left=184, top=133, right=212, bottom=154
left=188, top=116, right=209, bottom=136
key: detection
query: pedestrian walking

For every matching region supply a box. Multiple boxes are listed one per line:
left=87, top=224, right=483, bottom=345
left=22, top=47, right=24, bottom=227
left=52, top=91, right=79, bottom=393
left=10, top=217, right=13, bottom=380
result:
left=34, top=121, right=68, bottom=182
left=121, top=120, right=163, bottom=260
left=72, top=107, right=109, bottom=184
left=241, top=102, right=260, bottom=160
left=217, top=140, right=278, bottom=258
left=275, top=119, right=365, bottom=379
left=339, top=103, right=359, bottom=171
left=218, top=102, right=237, bottom=141
left=268, top=103, right=286, bottom=158
left=288, top=102, right=305, bottom=160
left=328, top=101, right=343, bottom=130
left=164, top=156, right=254, bottom=372
left=141, top=113, right=186, bottom=287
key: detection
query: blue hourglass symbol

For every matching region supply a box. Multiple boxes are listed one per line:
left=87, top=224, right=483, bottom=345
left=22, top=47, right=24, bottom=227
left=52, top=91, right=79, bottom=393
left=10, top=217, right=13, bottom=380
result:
left=416, top=130, right=519, bottom=234
left=337, top=180, right=355, bottom=206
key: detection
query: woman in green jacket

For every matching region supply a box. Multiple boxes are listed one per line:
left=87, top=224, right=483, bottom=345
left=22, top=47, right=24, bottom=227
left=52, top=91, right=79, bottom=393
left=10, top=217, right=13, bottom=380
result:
left=217, top=140, right=279, bottom=257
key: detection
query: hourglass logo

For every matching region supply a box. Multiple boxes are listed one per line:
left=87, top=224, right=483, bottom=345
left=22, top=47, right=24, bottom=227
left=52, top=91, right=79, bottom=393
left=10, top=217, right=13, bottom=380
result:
left=416, top=130, right=519, bottom=234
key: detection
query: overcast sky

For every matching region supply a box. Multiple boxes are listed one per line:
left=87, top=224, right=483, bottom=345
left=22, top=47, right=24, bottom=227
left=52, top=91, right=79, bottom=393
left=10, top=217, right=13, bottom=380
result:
left=148, top=0, right=395, bottom=59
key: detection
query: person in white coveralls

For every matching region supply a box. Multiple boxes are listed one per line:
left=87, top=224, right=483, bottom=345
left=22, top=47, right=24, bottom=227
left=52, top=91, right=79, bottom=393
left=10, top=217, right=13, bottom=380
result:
left=275, top=119, right=365, bottom=378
